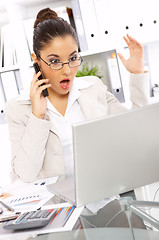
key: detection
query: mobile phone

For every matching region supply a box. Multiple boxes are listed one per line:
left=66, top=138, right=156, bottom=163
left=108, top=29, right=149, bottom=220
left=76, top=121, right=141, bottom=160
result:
left=33, top=62, right=49, bottom=97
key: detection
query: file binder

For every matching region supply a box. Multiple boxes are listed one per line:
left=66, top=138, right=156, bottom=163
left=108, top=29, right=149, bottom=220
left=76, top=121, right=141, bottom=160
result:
left=0, top=26, right=4, bottom=68
left=71, top=0, right=100, bottom=52
left=105, top=50, right=125, bottom=102
left=0, top=25, right=16, bottom=67
left=0, top=75, right=6, bottom=124
left=93, top=0, right=114, bottom=50
left=107, top=0, right=157, bottom=45
left=107, top=0, right=148, bottom=47
left=23, top=18, right=34, bottom=55
left=71, top=0, right=88, bottom=52
left=1, top=71, right=19, bottom=101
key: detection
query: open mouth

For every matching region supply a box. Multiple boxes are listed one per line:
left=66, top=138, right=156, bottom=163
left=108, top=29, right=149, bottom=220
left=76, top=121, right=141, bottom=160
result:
left=60, top=79, right=70, bottom=89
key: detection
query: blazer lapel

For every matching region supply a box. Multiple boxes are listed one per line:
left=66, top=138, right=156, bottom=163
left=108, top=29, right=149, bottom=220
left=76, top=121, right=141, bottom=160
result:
left=50, top=123, right=59, bottom=136
left=44, top=85, right=99, bottom=134
left=78, top=88, right=97, bottom=120
left=45, top=114, right=59, bottom=136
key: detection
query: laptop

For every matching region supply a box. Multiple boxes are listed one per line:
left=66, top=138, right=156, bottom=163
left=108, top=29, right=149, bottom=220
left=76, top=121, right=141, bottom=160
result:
left=47, top=102, right=159, bottom=207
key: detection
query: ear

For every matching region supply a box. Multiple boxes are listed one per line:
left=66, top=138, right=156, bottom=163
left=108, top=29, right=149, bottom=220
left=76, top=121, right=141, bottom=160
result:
left=31, top=52, right=39, bottom=63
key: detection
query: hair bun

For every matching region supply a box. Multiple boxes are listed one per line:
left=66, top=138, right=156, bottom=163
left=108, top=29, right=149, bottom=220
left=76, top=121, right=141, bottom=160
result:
left=34, top=8, right=58, bottom=28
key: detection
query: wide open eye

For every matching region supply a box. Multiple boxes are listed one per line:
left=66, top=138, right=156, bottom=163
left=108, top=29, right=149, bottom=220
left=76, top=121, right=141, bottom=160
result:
left=50, top=59, right=61, bottom=64
left=69, top=55, right=78, bottom=62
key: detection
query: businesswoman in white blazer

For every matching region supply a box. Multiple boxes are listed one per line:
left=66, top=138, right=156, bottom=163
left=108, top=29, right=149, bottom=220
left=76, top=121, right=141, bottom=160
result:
left=6, top=7, right=149, bottom=228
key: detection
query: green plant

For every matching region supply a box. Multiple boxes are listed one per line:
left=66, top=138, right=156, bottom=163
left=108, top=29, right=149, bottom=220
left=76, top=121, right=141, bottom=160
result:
left=76, top=62, right=103, bottom=79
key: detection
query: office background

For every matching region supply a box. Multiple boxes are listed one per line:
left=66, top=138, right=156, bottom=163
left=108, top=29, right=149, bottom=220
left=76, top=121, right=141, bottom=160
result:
left=0, top=0, right=159, bottom=224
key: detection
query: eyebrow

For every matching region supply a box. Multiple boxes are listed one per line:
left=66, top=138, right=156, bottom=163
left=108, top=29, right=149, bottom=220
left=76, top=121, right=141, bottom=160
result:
left=47, top=50, right=78, bottom=58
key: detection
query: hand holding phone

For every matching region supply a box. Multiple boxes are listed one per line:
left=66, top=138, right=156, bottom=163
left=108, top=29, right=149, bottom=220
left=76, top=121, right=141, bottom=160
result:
left=33, top=63, right=49, bottom=97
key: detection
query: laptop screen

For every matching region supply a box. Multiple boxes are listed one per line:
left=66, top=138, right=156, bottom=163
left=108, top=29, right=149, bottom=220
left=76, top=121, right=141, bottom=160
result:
left=72, top=103, right=159, bottom=206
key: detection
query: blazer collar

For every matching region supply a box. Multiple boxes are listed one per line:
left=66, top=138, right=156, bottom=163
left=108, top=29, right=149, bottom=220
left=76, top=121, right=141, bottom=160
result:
left=16, top=78, right=97, bottom=131
left=50, top=87, right=98, bottom=135
left=49, top=79, right=96, bottom=134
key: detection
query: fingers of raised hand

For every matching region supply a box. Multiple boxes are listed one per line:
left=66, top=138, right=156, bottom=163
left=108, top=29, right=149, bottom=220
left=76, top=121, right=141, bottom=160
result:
left=124, top=34, right=143, bottom=50
left=123, top=35, right=131, bottom=46
left=117, top=53, right=126, bottom=65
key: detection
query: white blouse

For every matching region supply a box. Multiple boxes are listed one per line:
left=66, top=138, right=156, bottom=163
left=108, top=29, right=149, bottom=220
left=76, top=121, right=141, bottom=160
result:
left=46, top=79, right=92, bottom=176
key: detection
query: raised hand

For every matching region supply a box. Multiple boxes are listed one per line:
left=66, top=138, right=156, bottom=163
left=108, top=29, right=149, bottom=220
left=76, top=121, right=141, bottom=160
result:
left=30, top=71, right=51, bottom=119
left=118, top=34, right=144, bottom=74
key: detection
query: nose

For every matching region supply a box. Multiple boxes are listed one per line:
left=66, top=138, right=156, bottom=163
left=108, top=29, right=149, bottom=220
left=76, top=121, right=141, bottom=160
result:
left=62, top=63, right=71, bottom=76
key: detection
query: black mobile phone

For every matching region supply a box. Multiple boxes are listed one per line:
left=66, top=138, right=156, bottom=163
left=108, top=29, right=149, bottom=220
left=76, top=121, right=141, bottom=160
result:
left=33, top=62, right=49, bottom=97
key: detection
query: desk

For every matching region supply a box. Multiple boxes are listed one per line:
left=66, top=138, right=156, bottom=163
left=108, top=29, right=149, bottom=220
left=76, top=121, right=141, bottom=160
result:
left=0, top=179, right=159, bottom=240
left=26, top=200, right=159, bottom=240
left=0, top=196, right=159, bottom=240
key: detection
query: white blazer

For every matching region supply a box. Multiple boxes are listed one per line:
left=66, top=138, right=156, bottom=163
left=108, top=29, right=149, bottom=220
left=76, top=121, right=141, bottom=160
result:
left=5, top=74, right=150, bottom=182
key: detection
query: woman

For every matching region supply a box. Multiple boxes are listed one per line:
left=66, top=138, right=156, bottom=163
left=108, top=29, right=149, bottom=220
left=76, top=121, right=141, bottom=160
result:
left=5, top=7, right=149, bottom=229
left=6, top=8, right=149, bottom=183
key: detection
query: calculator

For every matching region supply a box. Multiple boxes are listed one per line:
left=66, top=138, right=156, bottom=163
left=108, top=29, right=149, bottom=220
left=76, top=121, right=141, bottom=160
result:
left=3, top=209, right=57, bottom=230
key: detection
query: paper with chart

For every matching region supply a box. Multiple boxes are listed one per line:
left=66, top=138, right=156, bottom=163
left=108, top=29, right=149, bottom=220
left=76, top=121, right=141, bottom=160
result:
left=0, top=176, right=84, bottom=238
left=0, top=177, right=58, bottom=212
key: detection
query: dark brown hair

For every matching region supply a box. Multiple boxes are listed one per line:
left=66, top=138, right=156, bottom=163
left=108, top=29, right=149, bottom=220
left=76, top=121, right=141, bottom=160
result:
left=33, top=8, right=78, bottom=58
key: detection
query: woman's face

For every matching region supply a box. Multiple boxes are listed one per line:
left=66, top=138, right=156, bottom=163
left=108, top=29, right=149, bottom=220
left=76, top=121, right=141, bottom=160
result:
left=38, top=35, right=79, bottom=98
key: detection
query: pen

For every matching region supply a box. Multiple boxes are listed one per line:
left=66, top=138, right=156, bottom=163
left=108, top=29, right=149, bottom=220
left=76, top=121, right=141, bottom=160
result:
left=0, top=207, right=3, bottom=214
left=0, top=200, right=14, bottom=212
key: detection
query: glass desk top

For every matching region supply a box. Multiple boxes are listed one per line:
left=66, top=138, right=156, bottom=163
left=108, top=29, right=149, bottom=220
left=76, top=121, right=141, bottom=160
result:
left=27, top=199, right=159, bottom=240
left=1, top=195, right=159, bottom=240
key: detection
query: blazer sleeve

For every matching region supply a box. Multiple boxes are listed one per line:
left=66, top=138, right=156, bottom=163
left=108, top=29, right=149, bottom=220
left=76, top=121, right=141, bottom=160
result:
left=129, top=72, right=150, bottom=107
left=107, top=71, right=150, bottom=114
left=5, top=100, right=52, bottom=182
